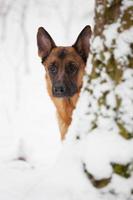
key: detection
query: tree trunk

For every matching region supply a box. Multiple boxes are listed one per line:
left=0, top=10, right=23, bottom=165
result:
left=83, top=0, right=133, bottom=199
left=67, top=0, right=133, bottom=199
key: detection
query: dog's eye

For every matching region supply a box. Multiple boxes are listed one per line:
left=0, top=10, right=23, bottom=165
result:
left=66, top=62, right=78, bottom=75
left=48, top=64, right=58, bottom=75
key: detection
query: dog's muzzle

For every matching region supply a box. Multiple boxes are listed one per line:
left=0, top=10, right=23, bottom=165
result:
left=53, top=83, right=66, bottom=97
left=52, top=83, right=77, bottom=98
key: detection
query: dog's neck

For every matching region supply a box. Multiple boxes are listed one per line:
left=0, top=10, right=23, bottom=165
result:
left=54, top=93, right=79, bottom=139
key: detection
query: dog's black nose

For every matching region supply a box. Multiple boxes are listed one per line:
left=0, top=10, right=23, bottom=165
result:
left=53, top=84, right=66, bottom=97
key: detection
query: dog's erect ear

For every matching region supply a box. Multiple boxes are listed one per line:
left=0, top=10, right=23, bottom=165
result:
left=37, top=27, right=56, bottom=61
left=73, top=25, right=92, bottom=63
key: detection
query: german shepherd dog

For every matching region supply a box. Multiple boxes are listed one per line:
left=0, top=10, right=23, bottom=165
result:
left=37, top=26, right=92, bottom=140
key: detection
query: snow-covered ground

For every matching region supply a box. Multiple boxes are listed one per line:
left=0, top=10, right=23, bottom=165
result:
left=1, top=1, right=132, bottom=199
left=0, top=0, right=95, bottom=199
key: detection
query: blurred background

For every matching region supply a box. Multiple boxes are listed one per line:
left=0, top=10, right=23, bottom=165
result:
left=0, top=0, right=94, bottom=167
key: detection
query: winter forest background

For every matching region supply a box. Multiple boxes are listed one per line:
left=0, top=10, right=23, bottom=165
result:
left=0, top=0, right=133, bottom=200
left=0, top=0, right=94, bottom=164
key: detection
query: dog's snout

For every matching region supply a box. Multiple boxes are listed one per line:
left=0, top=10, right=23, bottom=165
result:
left=54, top=85, right=66, bottom=94
left=53, top=84, right=66, bottom=97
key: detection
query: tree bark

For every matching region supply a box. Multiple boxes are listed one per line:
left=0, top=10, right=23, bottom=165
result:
left=81, top=0, right=133, bottom=195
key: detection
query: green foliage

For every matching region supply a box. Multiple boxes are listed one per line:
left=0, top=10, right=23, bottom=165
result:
left=117, top=122, right=133, bottom=139
left=98, top=91, right=109, bottom=106
left=111, top=163, right=131, bottom=178
left=91, top=57, right=102, bottom=79
left=116, top=95, right=122, bottom=110
left=128, top=53, right=133, bottom=69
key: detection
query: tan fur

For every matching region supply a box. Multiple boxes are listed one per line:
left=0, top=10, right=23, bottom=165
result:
left=37, top=26, right=91, bottom=140
left=44, top=47, right=85, bottom=139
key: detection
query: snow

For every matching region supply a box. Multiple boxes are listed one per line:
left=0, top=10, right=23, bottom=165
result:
left=0, top=0, right=96, bottom=200
left=92, top=36, right=104, bottom=53
left=106, top=91, right=117, bottom=108
left=114, top=27, right=133, bottom=65
left=0, top=0, right=94, bottom=165
left=103, top=22, right=120, bottom=48
left=115, top=68, right=133, bottom=133
left=122, top=0, right=133, bottom=11
left=106, top=0, right=114, bottom=7
left=82, top=131, right=133, bottom=178
left=0, top=0, right=133, bottom=200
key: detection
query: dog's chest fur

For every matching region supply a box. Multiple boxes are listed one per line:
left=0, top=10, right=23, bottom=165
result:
left=55, top=94, right=79, bottom=139
left=46, top=75, right=79, bottom=139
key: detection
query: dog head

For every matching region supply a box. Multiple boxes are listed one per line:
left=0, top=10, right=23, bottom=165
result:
left=37, top=26, right=92, bottom=98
